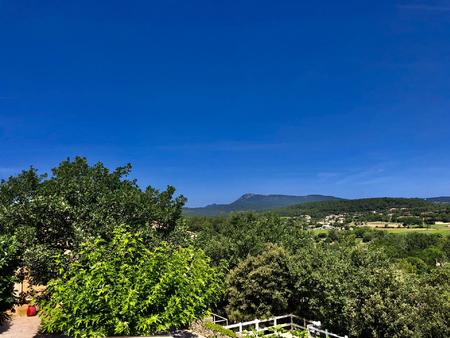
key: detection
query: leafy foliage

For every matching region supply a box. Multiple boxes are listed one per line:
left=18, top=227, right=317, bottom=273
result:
left=289, top=243, right=415, bottom=337
left=2, top=158, right=449, bottom=337
left=190, top=213, right=310, bottom=269
left=0, top=235, right=18, bottom=323
left=193, top=213, right=450, bottom=338
left=226, top=244, right=292, bottom=321
left=0, top=157, right=186, bottom=284
left=367, top=231, right=450, bottom=271
left=204, top=321, right=237, bottom=338
left=350, top=228, right=450, bottom=271
left=39, top=226, right=223, bottom=338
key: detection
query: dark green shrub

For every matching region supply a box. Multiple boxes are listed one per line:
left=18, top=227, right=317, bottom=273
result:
left=289, top=243, right=450, bottom=338
left=39, top=226, right=223, bottom=338
left=225, top=244, right=292, bottom=322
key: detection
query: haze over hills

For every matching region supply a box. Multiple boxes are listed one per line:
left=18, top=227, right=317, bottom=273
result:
left=425, top=197, right=450, bottom=203
left=183, top=193, right=343, bottom=216
left=184, top=194, right=450, bottom=216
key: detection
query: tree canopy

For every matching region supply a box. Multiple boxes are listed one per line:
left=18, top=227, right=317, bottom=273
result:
left=189, top=213, right=450, bottom=338
left=0, top=157, right=186, bottom=284
left=1, top=158, right=449, bottom=337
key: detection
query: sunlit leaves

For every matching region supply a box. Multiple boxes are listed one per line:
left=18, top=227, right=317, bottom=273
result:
left=39, top=225, right=223, bottom=337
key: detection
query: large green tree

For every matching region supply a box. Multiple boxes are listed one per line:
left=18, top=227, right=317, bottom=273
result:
left=0, top=157, right=187, bottom=284
left=226, top=244, right=293, bottom=321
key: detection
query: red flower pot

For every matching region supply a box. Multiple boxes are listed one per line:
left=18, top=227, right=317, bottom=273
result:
left=26, top=305, right=37, bottom=317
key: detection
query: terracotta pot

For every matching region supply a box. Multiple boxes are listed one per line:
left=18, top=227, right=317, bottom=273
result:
left=26, top=305, right=37, bottom=317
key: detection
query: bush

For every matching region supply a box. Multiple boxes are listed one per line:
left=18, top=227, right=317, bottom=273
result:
left=0, top=235, right=18, bottom=323
left=225, top=244, right=292, bottom=321
left=204, top=321, right=237, bottom=338
left=289, top=243, right=450, bottom=338
left=39, top=226, right=223, bottom=338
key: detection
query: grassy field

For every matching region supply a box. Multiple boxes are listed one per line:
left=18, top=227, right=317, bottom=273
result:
left=354, top=221, right=450, bottom=234
left=310, top=222, right=450, bottom=235
left=375, top=222, right=450, bottom=235
left=367, top=222, right=450, bottom=235
left=363, top=221, right=403, bottom=228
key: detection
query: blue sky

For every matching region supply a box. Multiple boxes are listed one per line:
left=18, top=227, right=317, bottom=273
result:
left=1, top=1, right=449, bottom=206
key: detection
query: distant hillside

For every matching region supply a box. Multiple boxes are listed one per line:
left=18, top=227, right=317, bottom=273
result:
left=184, top=193, right=342, bottom=216
left=426, top=196, right=450, bottom=203
left=276, top=197, right=436, bottom=218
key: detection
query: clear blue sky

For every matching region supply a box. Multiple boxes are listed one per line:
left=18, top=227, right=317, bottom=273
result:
left=1, top=1, right=449, bottom=206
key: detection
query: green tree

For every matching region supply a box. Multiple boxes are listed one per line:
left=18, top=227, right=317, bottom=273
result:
left=226, top=244, right=292, bottom=321
left=192, top=213, right=310, bottom=269
left=289, top=241, right=450, bottom=338
left=0, top=167, right=43, bottom=206
left=0, top=157, right=187, bottom=284
left=0, top=235, right=18, bottom=323
left=39, top=225, right=223, bottom=338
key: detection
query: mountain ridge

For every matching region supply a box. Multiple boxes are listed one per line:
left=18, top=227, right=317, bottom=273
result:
left=425, top=196, right=450, bottom=203
left=184, top=193, right=343, bottom=216
left=184, top=194, right=450, bottom=216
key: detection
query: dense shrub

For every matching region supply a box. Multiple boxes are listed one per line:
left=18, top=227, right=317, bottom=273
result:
left=0, top=235, right=18, bottom=323
left=226, top=244, right=293, bottom=321
left=289, top=244, right=450, bottom=338
left=39, top=226, right=223, bottom=338
left=369, top=232, right=449, bottom=271
left=191, top=213, right=310, bottom=269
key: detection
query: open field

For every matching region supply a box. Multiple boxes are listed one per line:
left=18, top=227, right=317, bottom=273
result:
left=310, top=222, right=450, bottom=235
left=375, top=223, right=450, bottom=235
left=363, top=221, right=403, bottom=228
left=351, top=221, right=450, bottom=234
left=362, top=221, right=448, bottom=233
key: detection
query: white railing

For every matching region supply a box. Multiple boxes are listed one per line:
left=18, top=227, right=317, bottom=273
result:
left=212, top=314, right=347, bottom=338
left=212, top=313, right=229, bottom=326
left=307, top=321, right=348, bottom=338
left=224, top=314, right=307, bottom=334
